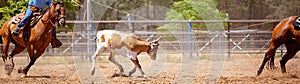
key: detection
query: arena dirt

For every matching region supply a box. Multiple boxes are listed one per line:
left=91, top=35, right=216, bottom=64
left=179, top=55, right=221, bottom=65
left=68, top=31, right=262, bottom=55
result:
left=0, top=56, right=300, bottom=83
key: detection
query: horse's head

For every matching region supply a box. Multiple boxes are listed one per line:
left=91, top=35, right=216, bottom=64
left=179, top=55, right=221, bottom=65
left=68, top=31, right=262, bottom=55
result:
left=54, top=1, right=66, bottom=27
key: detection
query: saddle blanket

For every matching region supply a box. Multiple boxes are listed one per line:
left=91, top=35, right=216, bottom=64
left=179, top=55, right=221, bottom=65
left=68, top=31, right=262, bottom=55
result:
left=11, top=12, right=41, bottom=26
left=11, top=13, right=25, bottom=24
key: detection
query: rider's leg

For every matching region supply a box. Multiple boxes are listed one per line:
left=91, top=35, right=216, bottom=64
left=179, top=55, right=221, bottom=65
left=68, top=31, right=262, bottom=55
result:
left=13, top=6, right=33, bottom=35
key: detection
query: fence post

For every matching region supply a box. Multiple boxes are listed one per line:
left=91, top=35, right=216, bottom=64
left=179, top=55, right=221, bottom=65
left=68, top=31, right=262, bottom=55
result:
left=226, top=13, right=230, bottom=59
left=227, top=21, right=231, bottom=59
left=127, top=14, right=134, bottom=33
left=188, top=20, right=192, bottom=58
left=87, top=0, right=91, bottom=57
left=89, top=23, right=93, bottom=55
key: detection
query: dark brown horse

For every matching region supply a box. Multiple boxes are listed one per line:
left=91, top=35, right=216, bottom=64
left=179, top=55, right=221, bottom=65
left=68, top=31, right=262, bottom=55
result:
left=0, top=2, right=65, bottom=77
left=257, top=16, right=300, bottom=76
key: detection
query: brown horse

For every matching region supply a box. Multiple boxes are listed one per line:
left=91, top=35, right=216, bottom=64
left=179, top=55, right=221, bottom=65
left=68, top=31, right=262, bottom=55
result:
left=0, top=2, right=65, bottom=77
left=257, top=16, right=300, bottom=76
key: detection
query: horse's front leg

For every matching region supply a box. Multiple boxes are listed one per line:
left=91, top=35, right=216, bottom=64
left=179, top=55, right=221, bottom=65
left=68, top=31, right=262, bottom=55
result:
left=18, top=48, right=46, bottom=77
left=18, top=45, right=36, bottom=77
left=18, top=56, right=37, bottom=78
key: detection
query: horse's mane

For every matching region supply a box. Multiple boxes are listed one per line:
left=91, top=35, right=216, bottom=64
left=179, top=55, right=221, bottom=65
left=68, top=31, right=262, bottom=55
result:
left=54, top=1, right=64, bottom=6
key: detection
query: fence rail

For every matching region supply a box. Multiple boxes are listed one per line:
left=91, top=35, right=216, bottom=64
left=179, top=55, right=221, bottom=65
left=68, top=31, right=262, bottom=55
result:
left=0, top=20, right=287, bottom=57
left=66, top=20, right=282, bottom=24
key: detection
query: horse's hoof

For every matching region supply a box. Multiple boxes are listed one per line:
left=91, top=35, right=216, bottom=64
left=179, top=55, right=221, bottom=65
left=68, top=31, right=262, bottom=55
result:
left=5, top=72, right=12, bottom=76
left=5, top=64, right=13, bottom=70
left=18, top=68, right=27, bottom=78
left=21, top=74, right=27, bottom=78
left=256, top=73, right=261, bottom=76
left=4, top=64, right=14, bottom=76
left=18, top=66, right=26, bottom=74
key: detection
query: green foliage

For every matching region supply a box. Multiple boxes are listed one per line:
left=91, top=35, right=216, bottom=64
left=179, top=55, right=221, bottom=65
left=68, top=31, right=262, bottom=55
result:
left=59, top=0, right=80, bottom=10
left=163, top=0, right=226, bottom=29
left=0, top=0, right=28, bottom=22
left=158, top=0, right=227, bottom=41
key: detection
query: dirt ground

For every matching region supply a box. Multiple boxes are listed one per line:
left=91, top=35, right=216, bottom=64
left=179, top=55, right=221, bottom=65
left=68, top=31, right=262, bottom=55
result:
left=0, top=55, right=300, bottom=84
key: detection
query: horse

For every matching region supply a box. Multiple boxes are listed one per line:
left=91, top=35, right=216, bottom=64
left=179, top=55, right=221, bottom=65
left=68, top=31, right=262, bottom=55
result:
left=0, top=2, right=65, bottom=77
left=257, top=16, right=300, bottom=76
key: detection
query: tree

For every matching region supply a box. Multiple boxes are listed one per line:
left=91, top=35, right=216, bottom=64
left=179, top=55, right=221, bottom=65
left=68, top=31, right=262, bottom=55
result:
left=0, top=0, right=27, bottom=22
left=162, top=0, right=226, bottom=29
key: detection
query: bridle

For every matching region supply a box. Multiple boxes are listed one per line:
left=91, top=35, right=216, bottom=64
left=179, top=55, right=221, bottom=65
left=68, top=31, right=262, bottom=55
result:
left=41, top=2, right=65, bottom=26
left=55, top=2, right=65, bottom=26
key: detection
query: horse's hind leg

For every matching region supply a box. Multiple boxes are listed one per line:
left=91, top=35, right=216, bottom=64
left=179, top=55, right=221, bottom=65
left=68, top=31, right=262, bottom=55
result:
left=1, top=37, right=10, bottom=62
left=4, top=45, right=26, bottom=76
left=257, top=42, right=279, bottom=76
left=280, top=42, right=298, bottom=73
left=1, top=36, right=13, bottom=75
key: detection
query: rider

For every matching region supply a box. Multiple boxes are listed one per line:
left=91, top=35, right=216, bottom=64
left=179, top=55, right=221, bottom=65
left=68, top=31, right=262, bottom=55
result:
left=13, top=0, right=52, bottom=35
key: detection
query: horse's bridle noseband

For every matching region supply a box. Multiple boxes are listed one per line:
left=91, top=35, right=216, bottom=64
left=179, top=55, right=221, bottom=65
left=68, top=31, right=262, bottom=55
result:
left=54, top=3, right=65, bottom=26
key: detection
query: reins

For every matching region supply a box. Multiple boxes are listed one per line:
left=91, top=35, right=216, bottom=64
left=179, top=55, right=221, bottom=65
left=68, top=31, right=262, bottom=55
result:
left=41, top=3, right=62, bottom=26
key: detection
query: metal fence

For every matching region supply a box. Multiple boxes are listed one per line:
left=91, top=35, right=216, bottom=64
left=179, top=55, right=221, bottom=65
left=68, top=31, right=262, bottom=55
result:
left=4, top=20, right=287, bottom=58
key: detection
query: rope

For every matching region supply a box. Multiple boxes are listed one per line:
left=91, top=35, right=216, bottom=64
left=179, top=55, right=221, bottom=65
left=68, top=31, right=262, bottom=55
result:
left=91, top=0, right=149, bottom=20
left=232, top=20, right=282, bottom=30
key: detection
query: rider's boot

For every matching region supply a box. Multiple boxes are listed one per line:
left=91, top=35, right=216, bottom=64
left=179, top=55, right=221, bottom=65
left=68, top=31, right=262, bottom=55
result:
left=51, top=27, right=62, bottom=48
left=13, top=27, right=23, bottom=35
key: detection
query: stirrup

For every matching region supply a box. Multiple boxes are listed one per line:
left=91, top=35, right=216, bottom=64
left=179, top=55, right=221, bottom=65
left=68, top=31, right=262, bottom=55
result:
left=13, top=29, right=22, bottom=35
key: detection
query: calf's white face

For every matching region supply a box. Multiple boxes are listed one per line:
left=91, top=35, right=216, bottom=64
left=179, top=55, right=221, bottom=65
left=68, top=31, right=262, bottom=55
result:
left=147, top=38, right=160, bottom=60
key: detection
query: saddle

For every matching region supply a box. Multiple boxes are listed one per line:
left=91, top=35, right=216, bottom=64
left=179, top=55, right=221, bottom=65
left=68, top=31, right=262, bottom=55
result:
left=11, top=8, right=45, bottom=43
left=292, top=16, right=300, bottom=30
left=11, top=12, right=42, bottom=43
left=11, top=12, right=42, bottom=27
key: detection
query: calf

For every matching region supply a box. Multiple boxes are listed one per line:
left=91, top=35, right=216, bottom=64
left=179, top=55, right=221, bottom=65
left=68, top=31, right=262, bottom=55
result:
left=91, top=30, right=160, bottom=77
